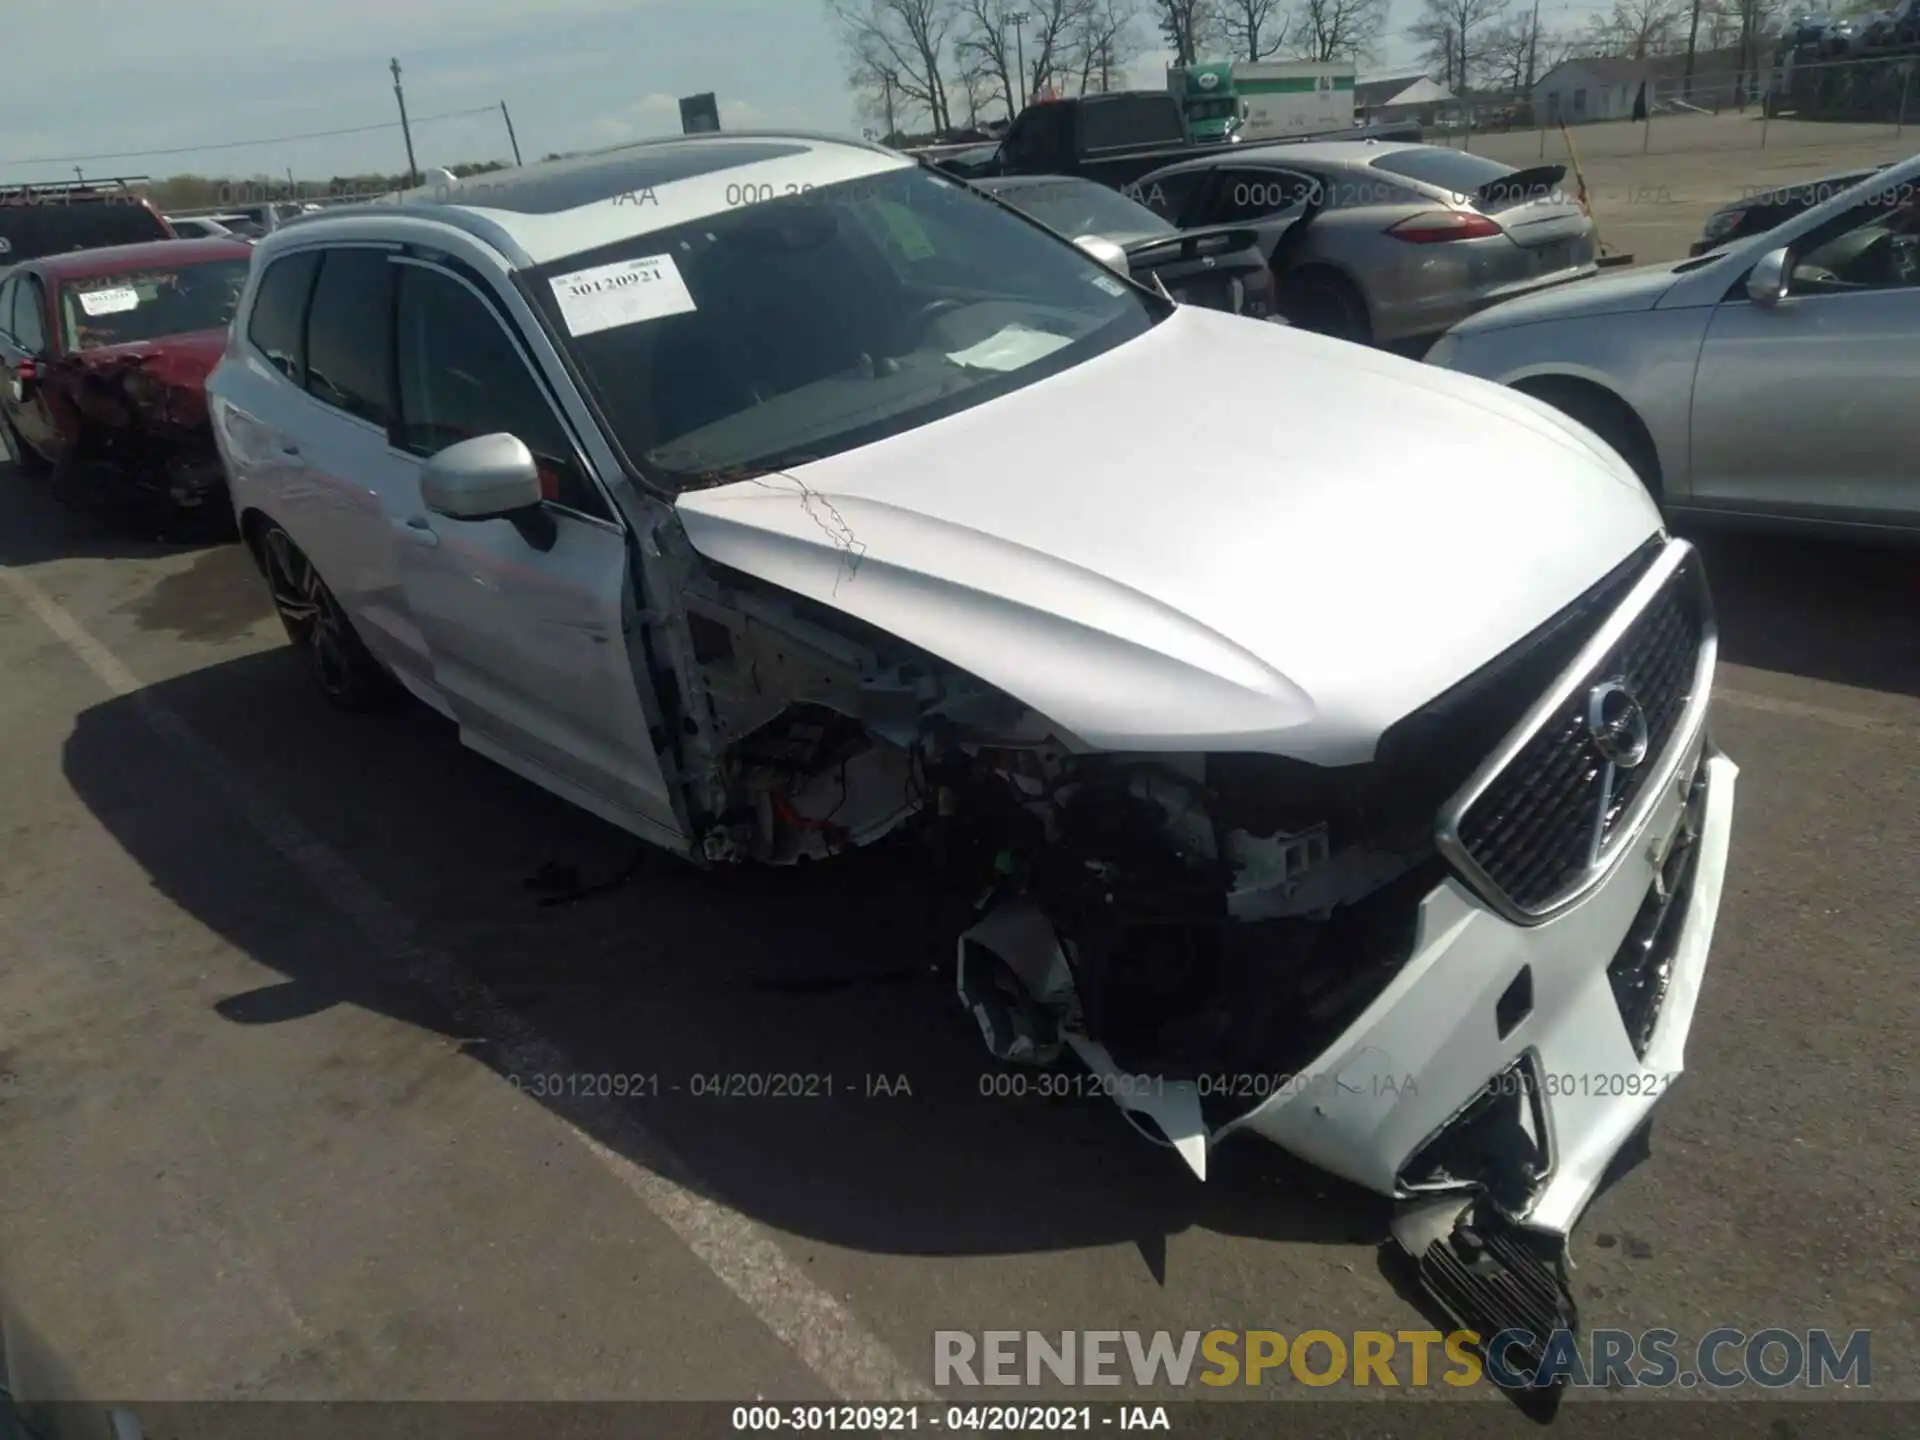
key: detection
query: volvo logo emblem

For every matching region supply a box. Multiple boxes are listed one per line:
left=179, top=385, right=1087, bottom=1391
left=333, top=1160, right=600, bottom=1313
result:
left=1586, top=679, right=1649, bottom=769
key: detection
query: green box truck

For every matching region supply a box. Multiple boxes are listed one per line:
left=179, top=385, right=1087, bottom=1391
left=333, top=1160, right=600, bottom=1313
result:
left=1169, top=59, right=1357, bottom=144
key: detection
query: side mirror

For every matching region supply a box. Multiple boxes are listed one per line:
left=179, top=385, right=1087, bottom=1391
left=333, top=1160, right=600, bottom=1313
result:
left=420, top=433, right=558, bottom=551
left=1073, top=234, right=1131, bottom=276
left=421, top=433, right=544, bottom=519
left=10, top=356, right=40, bottom=403
left=1746, top=246, right=1791, bottom=304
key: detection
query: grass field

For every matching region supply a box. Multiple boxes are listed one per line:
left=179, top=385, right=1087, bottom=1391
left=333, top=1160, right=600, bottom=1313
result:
left=1438, top=111, right=1919, bottom=261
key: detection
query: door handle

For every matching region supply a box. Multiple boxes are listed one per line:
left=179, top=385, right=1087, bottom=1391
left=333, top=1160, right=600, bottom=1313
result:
left=279, top=441, right=301, bottom=456
left=400, top=515, right=440, bottom=547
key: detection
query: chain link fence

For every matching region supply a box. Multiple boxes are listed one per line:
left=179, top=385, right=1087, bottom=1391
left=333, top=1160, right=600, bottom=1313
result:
left=1438, top=52, right=1920, bottom=160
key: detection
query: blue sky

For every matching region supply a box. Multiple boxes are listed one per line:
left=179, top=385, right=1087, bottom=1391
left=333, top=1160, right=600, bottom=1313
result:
left=0, top=0, right=1609, bottom=185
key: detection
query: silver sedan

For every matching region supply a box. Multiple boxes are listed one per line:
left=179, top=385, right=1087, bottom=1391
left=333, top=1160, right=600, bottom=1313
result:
left=1128, top=140, right=1596, bottom=349
left=1425, top=152, right=1920, bottom=539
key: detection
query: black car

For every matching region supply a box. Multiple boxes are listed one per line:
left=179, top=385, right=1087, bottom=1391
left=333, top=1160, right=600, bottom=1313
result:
left=1689, top=163, right=1891, bottom=255
left=973, top=174, right=1281, bottom=318
left=0, top=179, right=173, bottom=277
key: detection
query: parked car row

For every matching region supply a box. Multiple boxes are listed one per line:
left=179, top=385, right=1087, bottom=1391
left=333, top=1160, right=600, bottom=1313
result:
left=29, top=126, right=1918, bottom=1383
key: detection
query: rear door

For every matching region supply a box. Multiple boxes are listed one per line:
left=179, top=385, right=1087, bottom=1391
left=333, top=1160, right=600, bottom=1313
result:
left=283, top=243, right=441, bottom=697
left=387, top=258, right=683, bottom=845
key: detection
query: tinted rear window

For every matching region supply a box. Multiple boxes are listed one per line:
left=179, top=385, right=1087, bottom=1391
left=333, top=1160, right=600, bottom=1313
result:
left=0, top=200, right=171, bottom=263
left=1080, top=96, right=1184, bottom=152
left=1368, top=148, right=1514, bottom=194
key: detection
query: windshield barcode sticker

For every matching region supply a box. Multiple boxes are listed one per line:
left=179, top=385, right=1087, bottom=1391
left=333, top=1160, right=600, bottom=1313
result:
left=77, top=286, right=140, bottom=316
left=1089, top=275, right=1126, bottom=296
left=549, top=253, right=696, bottom=337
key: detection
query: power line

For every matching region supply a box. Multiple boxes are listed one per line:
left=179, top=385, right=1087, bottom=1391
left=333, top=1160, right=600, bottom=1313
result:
left=0, top=104, right=502, bottom=169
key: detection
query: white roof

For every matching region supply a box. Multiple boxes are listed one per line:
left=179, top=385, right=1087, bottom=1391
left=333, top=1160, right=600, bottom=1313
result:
left=370, top=134, right=914, bottom=267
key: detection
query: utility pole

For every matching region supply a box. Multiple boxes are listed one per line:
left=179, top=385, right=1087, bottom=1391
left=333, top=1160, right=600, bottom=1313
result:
left=73, top=166, right=84, bottom=183
left=1682, top=0, right=1703, bottom=100
left=500, top=101, right=524, bottom=166
left=390, top=57, right=420, bottom=188
left=1008, top=12, right=1030, bottom=110
left=1526, top=0, right=1541, bottom=92
left=880, top=69, right=898, bottom=143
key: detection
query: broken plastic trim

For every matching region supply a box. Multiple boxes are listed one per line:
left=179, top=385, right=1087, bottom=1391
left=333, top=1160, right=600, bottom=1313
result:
left=1390, top=1193, right=1579, bottom=1392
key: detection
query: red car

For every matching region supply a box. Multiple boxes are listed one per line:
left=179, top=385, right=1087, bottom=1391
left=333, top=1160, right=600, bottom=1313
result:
left=0, top=236, right=252, bottom=526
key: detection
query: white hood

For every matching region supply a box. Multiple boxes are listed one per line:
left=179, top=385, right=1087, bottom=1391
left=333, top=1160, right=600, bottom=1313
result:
left=674, top=307, right=1661, bottom=765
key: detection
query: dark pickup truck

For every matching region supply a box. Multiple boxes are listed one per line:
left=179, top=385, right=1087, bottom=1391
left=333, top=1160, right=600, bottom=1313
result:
left=988, top=90, right=1421, bottom=192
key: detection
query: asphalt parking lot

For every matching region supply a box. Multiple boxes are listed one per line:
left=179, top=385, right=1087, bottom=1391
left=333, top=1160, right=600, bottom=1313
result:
left=0, top=135, right=1916, bottom=1431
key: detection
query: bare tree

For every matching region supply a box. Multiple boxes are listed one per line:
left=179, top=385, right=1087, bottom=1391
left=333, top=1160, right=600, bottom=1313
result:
left=1220, top=0, right=1290, bottom=57
left=1481, top=9, right=1536, bottom=92
left=953, top=0, right=1019, bottom=118
left=1408, top=0, right=1508, bottom=92
left=1063, top=0, right=1145, bottom=92
left=830, top=0, right=961, bottom=134
left=1584, top=0, right=1685, bottom=56
left=1291, top=0, right=1388, bottom=61
left=1022, top=0, right=1096, bottom=101
left=1700, top=0, right=1740, bottom=50
left=1149, top=0, right=1219, bottom=63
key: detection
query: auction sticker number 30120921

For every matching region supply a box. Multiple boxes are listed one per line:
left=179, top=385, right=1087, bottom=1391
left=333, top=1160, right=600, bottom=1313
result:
left=549, top=252, right=698, bottom=338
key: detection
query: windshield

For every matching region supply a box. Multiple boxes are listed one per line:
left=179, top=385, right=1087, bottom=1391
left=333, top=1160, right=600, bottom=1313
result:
left=992, top=178, right=1173, bottom=240
left=1369, top=148, right=1514, bottom=193
left=526, top=165, right=1164, bottom=489
left=59, top=258, right=250, bottom=351
left=1187, top=99, right=1238, bottom=123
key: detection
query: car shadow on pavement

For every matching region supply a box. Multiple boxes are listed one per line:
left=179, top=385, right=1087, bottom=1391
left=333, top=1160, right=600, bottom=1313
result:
left=60, top=646, right=1388, bottom=1276
left=0, top=460, right=237, bottom=566
left=1684, top=528, right=1920, bottom=697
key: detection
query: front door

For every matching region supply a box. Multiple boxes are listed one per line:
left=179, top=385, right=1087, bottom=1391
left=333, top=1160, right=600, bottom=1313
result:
left=1687, top=182, right=1920, bottom=527
left=387, top=257, right=684, bottom=847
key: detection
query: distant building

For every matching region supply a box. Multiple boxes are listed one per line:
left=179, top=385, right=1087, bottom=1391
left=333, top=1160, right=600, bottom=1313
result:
left=1354, top=71, right=1456, bottom=126
left=1531, top=49, right=1749, bottom=124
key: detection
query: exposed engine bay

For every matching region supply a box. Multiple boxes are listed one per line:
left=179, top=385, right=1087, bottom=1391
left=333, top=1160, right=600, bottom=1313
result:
left=644, top=523, right=1448, bottom=1136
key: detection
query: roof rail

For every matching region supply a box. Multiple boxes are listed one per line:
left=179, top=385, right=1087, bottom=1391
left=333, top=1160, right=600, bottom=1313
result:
left=1, top=175, right=152, bottom=200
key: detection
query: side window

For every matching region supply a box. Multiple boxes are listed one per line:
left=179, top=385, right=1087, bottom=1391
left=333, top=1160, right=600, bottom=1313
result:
left=1207, top=168, right=1313, bottom=225
left=1000, top=114, right=1039, bottom=170
left=0, top=278, right=16, bottom=341
left=304, top=248, right=393, bottom=425
left=247, top=250, right=321, bottom=386
left=393, top=264, right=610, bottom=522
left=14, top=278, right=47, bottom=353
left=1125, top=169, right=1207, bottom=226
left=1791, top=188, right=1920, bottom=292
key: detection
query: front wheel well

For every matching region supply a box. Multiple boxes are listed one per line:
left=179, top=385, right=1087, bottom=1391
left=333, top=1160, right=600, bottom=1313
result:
left=238, top=507, right=275, bottom=575
left=1509, top=375, right=1664, bottom=502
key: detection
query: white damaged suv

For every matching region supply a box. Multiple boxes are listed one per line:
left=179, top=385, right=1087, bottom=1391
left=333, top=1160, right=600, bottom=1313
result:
left=207, top=133, right=1737, bottom=1378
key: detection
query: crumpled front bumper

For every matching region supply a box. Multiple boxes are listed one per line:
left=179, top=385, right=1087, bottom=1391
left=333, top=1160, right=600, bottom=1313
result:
left=1053, top=727, right=1735, bottom=1242
left=1224, top=735, right=1734, bottom=1237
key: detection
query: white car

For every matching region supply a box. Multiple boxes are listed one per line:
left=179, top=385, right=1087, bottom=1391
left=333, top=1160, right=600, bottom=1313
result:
left=206, top=133, right=1737, bottom=1376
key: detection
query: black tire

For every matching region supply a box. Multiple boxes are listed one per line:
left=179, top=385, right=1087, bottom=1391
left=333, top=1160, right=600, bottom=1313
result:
left=3, top=416, right=52, bottom=478
left=1275, top=268, right=1374, bottom=345
left=1515, top=378, right=1663, bottom=501
left=255, top=522, right=398, bottom=711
